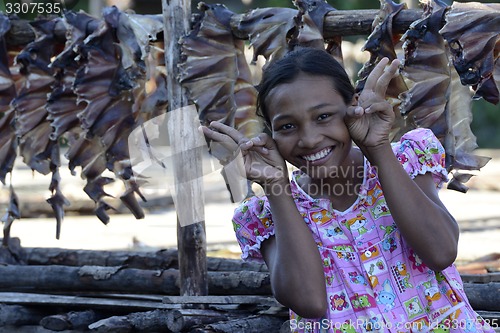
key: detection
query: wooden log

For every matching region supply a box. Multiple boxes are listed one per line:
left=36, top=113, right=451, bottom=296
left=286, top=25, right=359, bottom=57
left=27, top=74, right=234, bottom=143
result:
left=21, top=247, right=268, bottom=272
left=88, top=309, right=171, bottom=333
left=4, top=9, right=424, bottom=46
left=0, top=237, right=25, bottom=265
left=0, top=304, right=48, bottom=326
left=0, top=325, right=87, bottom=333
left=0, top=265, right=271, bottom=295
left=190, top=314, right=286, bottom=333
left=0, top=292, right=171, bottom=311
left=40, top=310, right=101, bottom=331
left=166, top=309, right=240, bottom=332
left=162, top=0, right=208, bottom=297
left=162, top=295, right=280, bottom=307
left=463, top=282, right=500, bottom=311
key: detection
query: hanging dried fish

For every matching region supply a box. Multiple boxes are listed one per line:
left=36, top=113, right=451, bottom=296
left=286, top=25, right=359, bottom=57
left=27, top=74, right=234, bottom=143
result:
left=12, top=18, right=62, bottom=175
left=400, top=0, right=490, bottom=192
left=68, top=6, right=165, bottom=223
left=46, top=157, right=70, bottom=239
left=47, top=11, right=101, bottom=141
left=69, top=8, right=141, bottom=223
left=180, top=2, right=262, bottom=138
left=291, top=0, right=342, bottom=62
left=356, top=0, right=408, bottom=141
left=1, top=184, right=20, bottom=247
left=400, top=0, right=451, bottom=142
left=439, top=2, right=500, bottom=105
left=236, top=6, right=297, bottom=64
left=0, top=14, right=19, bottom=185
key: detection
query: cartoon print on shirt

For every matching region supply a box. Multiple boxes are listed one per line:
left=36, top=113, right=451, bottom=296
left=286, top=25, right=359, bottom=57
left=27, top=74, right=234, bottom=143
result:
left=356, top=311, right=384, bottom=333
left=322, top=225, right=348, bottom=240
left=414, top=146, right=440, bottom=168
left=370, top=198, right=391, bottom=219
left=409, top=248, right=428, bottom=273
left=341, top=270, right=368, bottom=286
left=364, top=184, right=383, bottom=206
left=363, top=258, right=388, bottom=288
left=403, top=296, right=425, bottom=320
left=333, top=244, right=357, bottom=262
left=419, top=280, right=441, bottom=306
left=431, top=321, right=451, bottom=333
left=343, top=213, right=375, bottom=238
left=381, top=236, right=398, bottom=253
left=350, top=293, right=377, bottom=312
left=310, top=209, right=335, bottom=225
left=409, top=316, right=431, bottom=333
left=376, top=279, right=396, bottom=312
left=360, top=243, right=381, bottom=262
left=329, top=291, right=351, bottom=312
left=391, top=261, right=414, bottom=293
left=379, top=223, right=397, bottom=237
left=334, top=321, right=357, bottom=333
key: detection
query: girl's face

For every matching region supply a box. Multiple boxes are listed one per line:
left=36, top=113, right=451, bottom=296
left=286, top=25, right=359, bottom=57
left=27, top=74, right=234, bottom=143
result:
left=265, top=72, right=354, bottom=180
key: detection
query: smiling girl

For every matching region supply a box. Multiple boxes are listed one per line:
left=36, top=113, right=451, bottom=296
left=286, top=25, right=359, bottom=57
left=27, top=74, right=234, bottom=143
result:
left=201, top=47, right=493, bottom=333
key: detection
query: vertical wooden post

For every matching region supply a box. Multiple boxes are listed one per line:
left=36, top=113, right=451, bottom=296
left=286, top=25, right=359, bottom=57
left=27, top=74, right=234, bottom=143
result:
left=162, top=0, right=208, bottom=296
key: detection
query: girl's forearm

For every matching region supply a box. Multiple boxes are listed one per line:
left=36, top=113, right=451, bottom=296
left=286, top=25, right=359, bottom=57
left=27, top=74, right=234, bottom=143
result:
left=263, top=181, right=327, bottom=317
left=363, top=143, right=459, bottom=270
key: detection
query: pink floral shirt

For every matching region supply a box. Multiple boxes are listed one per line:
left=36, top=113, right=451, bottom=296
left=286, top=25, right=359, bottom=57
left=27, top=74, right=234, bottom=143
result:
left=232, top=129, right=494, bottom=333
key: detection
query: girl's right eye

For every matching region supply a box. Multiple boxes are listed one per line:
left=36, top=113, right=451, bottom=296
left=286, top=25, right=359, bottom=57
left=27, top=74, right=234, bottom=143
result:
left=277, top=123, right=295, bottom=131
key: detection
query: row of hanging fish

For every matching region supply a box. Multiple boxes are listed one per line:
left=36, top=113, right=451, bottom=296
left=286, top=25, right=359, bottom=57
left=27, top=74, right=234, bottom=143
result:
left=180, top=0, right=498, bottom=194
left=0, top=7, right=167, bottom=242
left=0, top=0, right=499, bottom=242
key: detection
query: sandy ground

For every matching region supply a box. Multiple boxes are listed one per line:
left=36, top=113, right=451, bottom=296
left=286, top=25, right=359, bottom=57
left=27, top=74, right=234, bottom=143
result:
left=3, top=150, right=500, bottom=263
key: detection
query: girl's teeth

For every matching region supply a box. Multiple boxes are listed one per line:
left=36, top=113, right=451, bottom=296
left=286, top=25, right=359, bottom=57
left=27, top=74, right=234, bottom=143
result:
left=304, top=148, right=331, bottom=162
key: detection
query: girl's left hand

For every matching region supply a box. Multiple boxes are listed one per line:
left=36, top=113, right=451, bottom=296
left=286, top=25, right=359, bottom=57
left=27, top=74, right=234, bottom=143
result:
left=345, top=57, right=400, bottom=149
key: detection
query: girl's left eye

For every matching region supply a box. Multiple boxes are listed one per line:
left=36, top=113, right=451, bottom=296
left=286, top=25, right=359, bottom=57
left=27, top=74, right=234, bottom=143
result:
left=318, top=114, right=330, bottom=121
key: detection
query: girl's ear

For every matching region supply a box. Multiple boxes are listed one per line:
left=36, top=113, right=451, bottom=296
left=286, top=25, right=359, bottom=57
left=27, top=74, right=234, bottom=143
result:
left=350, top=93, right=359, bottom=107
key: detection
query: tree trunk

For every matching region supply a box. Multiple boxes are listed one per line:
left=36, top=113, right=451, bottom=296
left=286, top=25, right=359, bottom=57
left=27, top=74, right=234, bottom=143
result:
left=0, top=265, right=271, bottom=295
left=162, top=0, right=208, bottom=297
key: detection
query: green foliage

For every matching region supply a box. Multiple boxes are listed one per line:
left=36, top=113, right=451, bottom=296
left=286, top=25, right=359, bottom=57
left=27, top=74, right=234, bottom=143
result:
left=472, top=99, right=500, bottom=148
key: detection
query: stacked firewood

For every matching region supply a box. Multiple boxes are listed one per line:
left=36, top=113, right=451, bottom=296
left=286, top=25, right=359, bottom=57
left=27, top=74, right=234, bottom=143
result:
left=0, top=238, right=290, bottom=332
left=1, top=238, right=499, bottom=332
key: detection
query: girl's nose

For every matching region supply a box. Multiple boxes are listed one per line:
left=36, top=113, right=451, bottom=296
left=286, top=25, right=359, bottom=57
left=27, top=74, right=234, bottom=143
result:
left=298, top=128, right=322, bottom=148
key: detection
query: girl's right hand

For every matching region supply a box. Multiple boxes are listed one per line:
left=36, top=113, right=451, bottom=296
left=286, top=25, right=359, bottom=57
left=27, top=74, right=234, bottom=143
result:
left=200, top=121, right=288, bottom=187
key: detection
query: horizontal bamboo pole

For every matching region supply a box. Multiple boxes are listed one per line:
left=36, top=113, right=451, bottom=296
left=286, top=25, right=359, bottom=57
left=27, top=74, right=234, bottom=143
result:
left=3, top=8, right=422, bottom=46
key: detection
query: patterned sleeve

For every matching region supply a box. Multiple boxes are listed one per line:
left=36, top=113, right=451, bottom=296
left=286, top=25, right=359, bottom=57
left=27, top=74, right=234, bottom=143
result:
left=232, top=196, right=275, bottom=262
left=392, top=128, right=448, bottom=188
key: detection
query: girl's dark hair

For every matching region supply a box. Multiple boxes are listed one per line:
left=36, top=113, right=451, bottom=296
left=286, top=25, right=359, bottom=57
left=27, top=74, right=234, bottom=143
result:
left=256, top=47, right=355, bottom=127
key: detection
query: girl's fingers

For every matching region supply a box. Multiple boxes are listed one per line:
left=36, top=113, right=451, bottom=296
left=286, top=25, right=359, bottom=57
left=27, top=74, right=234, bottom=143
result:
left=200, top=126, right=238, bottom=151
left=240, top=133, right=272, bottom=154
left=364, top=102, right=392, bottom=115
left=375, top=59, right=400, bottom=96
left=209, top=121, right=246, bottom=143
left=363, top=57, right=390, bottom=91
left=346, top=106, right=365, bottom=119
